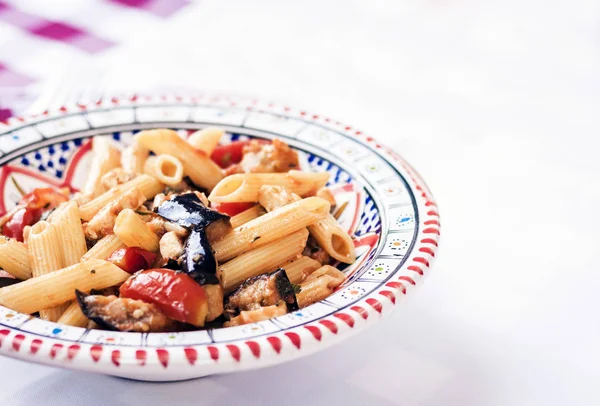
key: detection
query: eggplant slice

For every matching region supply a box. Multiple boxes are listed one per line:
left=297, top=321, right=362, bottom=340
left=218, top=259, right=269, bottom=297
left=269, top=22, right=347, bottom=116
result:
left=181, top=227, right=219, bottom=285
left=156, top=193, right=231, bottom=240
left=75, top=290, right=175, bottom=332
left=225, top=268, right=299, bottom=319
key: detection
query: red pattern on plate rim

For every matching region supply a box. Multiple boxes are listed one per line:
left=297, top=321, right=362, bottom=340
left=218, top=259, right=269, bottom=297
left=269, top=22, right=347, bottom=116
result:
left=0, top=95, right=440, bottom=377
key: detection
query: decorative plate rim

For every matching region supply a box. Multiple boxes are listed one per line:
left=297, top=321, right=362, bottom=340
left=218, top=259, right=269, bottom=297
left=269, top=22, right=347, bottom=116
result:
left=0, top=94, right=440, bottom=380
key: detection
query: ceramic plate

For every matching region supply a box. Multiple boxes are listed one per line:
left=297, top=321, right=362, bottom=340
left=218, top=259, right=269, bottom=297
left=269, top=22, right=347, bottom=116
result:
left=0, top=95, right=440, bottom=381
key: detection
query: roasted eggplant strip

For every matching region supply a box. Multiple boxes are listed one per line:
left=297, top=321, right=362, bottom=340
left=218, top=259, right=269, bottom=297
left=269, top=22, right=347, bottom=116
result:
left=182, top=227, right=219, bottom=285
left=156, top=193, right=231, bottom=241
left=225, top=268, right=299, bottom=319
left=76, top=290, right=175, bottom=332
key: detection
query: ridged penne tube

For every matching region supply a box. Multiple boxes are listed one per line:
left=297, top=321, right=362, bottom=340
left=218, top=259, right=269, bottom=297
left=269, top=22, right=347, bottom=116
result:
left=297, top=265, right=346, bottom=308
left=229, top=205, right=266, bottom=228
left=187, top=127, right=224, bottom=154
left=0, top=259, right=131, bottom=315
left=143, top=154, right=184, bottom=186
left=83, top=136, right=122, bottom=196
left=27, top=221, right=67, bottom=321
left=80, top=174, right=164, bottom=221
left=57, top=301, right=89, bottom=327
left=308, top=215, right=356, bottom=264
left=212, top=197, right=330, bottom=262
left=209, top=171, right=330, bottom=203
left=122, top=142, right=150, bottom=175
left=219, top=228, right=308, bottom=293
left=259, top=185, right=356, bottom=264
left=51, top=201, right=87, bottom=266
left=114, top=209, right=160, bottom=252
left=0, top=236, right=31, bottom=280
left=135, top=129, right=223, bottom=190
left=81, top=234, right=124, bottom=261
left=279, top=255, right=322, bottom=284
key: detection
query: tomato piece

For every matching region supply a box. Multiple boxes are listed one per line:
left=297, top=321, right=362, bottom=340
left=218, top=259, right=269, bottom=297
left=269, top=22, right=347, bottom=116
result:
left=2, top=207, right=42, bottom=242
left=119, top=269, right=208, bottom=326
left=20, top=187, right=68, bottom=210
left=211, top=202, right=255, bottom=217
left=107, top=247, right=157, bottom=274
left=210, top=140, right=269, bottom=168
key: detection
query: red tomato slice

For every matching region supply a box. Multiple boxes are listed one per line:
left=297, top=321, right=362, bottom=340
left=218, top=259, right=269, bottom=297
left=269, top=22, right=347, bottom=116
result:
left=107, top=247, right=157, bottom=274
left=120, top=269, right=208, bottom=326
left=211, top=202, right=255, bottom=217
left=20, top=187, right=69, bottom=210
left=2, top=207, right=42, bottom=242
left=210, top=140, right=270, bottom=168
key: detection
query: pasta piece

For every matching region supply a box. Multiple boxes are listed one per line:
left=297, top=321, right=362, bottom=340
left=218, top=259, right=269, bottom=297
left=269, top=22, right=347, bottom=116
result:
left=296, top=265, right=346, bottom=308
left=84, top=187, right=146, bottom=240
left=159, top=231, right=184, bottom=259
left=51, top=201, right=87, bottom=266
left=209, top=170, right=330, bottom=203
left=122, top=142, right=150, bottom=175
left=229, top=205, right=266, bottom=228
left=79, top=175, right=164, bottom=221
left=212, top=197, right=330, bottom=262
left=143, top=154, right=184, bottom=186
left=309, top=215, right=356, bottom=264
left=224, top=302, right=287, bottom=327
left=135, top=129, right=223, bottom=190
left=187, top=127, right=224, bottom=154
left=219, top=228, right=308, bottom=293
left=81, top=234, right=124, bottom=261
left=259, top=185, right=355, bottom=264
left=83, top=136, right=122, bottom=197
left=279, top=255, right=322, bottom=284
left=27, top=221, right=68, bottom=321
left=57, top=301, right=88, bottom=327
left=114, top=209, right=159, bottom=252
left=0, top=259, right=131, bottom=315
left=0, top=236, right=31, bottom=280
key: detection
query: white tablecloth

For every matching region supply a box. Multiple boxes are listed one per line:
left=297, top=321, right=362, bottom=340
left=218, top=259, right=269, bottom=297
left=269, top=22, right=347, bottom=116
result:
left=1, top=1, right=598, bottom=404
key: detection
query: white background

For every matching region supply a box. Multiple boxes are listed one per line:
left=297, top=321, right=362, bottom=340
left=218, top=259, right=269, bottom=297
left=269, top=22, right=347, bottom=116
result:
left=1, top=0, right=599, bottom=404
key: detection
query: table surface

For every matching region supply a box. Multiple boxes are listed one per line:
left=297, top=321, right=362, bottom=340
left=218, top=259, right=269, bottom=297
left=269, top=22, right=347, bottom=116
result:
left=1, top=1, right=599, bottom=405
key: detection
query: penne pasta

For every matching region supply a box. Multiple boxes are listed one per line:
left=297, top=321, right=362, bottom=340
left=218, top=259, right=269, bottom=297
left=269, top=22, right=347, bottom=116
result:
left=79, top=174, right=163, bottom=221
left=0, top=236, right=31, bottom=280
left=308, top=214, right=356, bottom=264
left=219, top=228, right=308, bottom=293
left=27, top=221, right=67, bottom=321
left=259, top=185, right=355, bottom=264
left=0, top=259, right=131, bottom=315
left=135, top=129, right=223, bottom=190
left=51, top=201, right=87, bottom=266
left=209, top=170, right=330, bottom=203
left=187, top=127, right=224, bottom=154
left=121, top=142, right=150, bottom=175
left=212, top=197, right=330, bottom=262
left=143, top=154, right=184, bottom=186
left=229, top=205, right=266, bottom=228
left=296, top=265, right=346, bottom=308
left=279, top=255, right=322, bottom=284
left=81, top=234, right=124, bottom=261
left=114, top=209, right=160, bottom=252
left=57, top=301, right=89, bottom=327
left=83, top=136, right=122, bottom=197
left=84, top=187, right=146, bottom=240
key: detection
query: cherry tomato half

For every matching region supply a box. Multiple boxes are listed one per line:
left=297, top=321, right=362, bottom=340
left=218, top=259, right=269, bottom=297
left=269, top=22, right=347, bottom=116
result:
left=20, top=187, right=69, bottom=210
left=211, top=202, right=255, bottom=217
left=107, top=247, right=157, bottom=274
left=120, top=269, right=208, bottom=327
left=2, top=207, right=42, bottom=242
left=210, top=140, right=269, bottom=169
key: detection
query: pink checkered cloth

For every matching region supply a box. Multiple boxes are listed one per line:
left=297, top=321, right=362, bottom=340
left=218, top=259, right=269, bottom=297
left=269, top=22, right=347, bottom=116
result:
left=0, top=0, right=191, bottom=121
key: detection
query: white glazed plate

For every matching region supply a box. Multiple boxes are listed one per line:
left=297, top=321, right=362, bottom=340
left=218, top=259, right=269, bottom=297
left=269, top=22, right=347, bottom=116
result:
left=0, top=95, right=440, bottom=381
